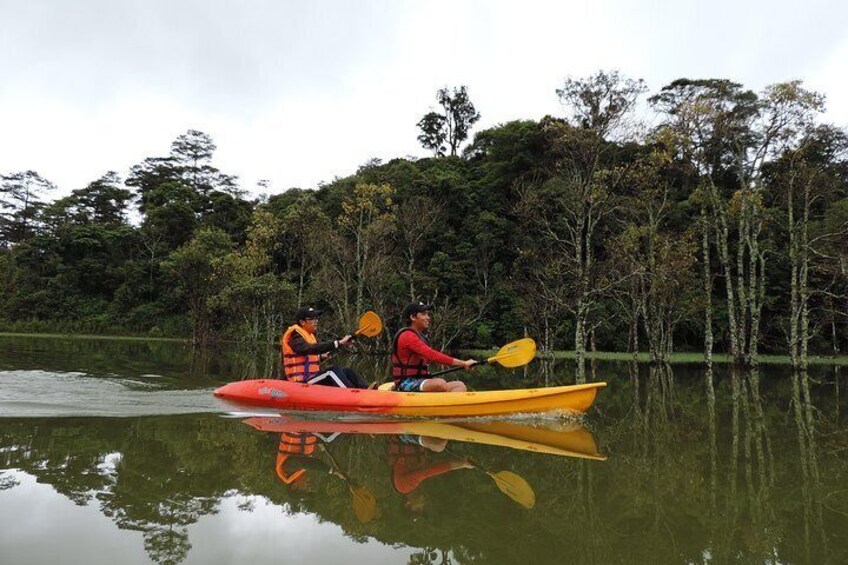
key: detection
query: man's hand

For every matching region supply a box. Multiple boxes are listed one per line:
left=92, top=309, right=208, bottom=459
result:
left=457, top=359, right=477, bottom=371
left=339, top=334, right=354, bottom=347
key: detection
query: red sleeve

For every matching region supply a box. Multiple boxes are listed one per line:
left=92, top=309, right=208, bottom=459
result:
left=398, top=331, right=456, bottom=366
left=392, top=459, right=460, bottom=494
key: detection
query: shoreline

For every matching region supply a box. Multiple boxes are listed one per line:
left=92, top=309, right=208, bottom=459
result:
left=2, top=332, right=847, bottom=366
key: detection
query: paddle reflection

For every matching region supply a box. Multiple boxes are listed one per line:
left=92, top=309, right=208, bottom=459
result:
left=246, top=415, right=604, bottom=517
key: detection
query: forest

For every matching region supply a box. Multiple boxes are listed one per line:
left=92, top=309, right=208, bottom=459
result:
left=2, top=71, right=846, bottom=375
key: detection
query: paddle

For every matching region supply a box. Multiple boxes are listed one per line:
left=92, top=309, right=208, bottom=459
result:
left=445, top=447, right=536, bottom=509
left=319, top=445, right=378, bottom=523
left=475, top=462, right=536, bottom=509
left=323, top=311, right=383, bottom=361
left=351, top=310, right=383, bottom=339
left=429, top=337, right=537, bottom=377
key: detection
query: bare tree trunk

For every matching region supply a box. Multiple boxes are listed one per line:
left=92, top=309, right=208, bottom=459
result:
left=789, top=183, right=800, bottom=369
left=800, top=183, right=811, bottom=372
left=575, top=303, right=587, bottom=383
left=628, top=290, right=639, bottom=359
left=407, top=252, right=416, bottom=301
left=736, top=194, right=749, bottom=364
left=590, top=327, right=597, bottom=382
left=702, top=206, right=714, bottom=368
left=711, top=184, right=741, bottom=362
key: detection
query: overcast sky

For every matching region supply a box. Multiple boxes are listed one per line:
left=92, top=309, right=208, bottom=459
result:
left=1, top=0, right=846, bottom=198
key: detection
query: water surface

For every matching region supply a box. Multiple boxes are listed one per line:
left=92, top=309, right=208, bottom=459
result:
left=1, top=336, right=846, bottom=564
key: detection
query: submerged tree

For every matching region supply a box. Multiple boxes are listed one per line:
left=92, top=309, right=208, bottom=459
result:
left=518, top=70, right=646, bottom=382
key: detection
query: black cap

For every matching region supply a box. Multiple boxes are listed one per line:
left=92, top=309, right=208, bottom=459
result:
left=295, top=307, right=323, bottom=322
left=402, top=302, right=432, bottom=323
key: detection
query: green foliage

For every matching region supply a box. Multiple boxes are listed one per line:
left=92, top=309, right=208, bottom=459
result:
left=0, top=82, right=846, bottom=356
left=417, top=86, right=481, bottom=157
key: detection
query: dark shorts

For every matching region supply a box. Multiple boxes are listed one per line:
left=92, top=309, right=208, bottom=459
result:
left=396, top=377, right=427, bottom=392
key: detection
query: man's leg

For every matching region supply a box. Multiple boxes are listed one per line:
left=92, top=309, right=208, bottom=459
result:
left=306, top=368, right=348, bottom=387
left=420, top=378, right=467, bottom=392
left=338, top=366, right=368, bottom=389
left=307, top=366, right=368, bottom=389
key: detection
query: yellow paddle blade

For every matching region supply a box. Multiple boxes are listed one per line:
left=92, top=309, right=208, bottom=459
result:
left=377, top=381, right=396, bottom=391
left=487, top=470, right=536, bottom=509
left=486, top=338, right=537, bottom=369
left=354, top=311, right=383, bottom=338
left=350, top=484, right=378, bottom=523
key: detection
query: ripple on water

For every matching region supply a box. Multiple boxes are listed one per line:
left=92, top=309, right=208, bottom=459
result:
left=0, top=370, right=223, bottom=418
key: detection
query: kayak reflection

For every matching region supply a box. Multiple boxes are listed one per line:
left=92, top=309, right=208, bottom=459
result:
left=249, top=416, right=606, bottom=460
left=248, top=416, right=605, bottom=517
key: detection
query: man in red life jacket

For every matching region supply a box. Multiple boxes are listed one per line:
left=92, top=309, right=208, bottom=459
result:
left=388, top=434, right=473, bottom=513
left=281, top=307, right=368, bottom=388
left=391, top=302, right=475, bottom=392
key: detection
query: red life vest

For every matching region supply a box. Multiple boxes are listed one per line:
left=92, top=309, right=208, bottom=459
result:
left=391, top=328, right=430, bottom=383
left=275, top=432, right=318, bottom=485
left=281, top=324, right=321, bottom=382
left=388, top=434, right=427, bottom=466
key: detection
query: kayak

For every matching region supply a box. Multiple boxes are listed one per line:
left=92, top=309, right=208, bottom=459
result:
left=243, top=415, right=606, bottom=460
left=214, top=379, right=606, bottom=417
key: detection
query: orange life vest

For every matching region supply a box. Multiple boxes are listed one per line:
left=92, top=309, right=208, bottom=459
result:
left=275, top=432, right=318, bottom=485
left=281, top=324, right=321, bottom=382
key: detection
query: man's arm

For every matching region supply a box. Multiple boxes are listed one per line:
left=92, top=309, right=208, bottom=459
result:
left=399, top=331, right=457, bottom=366
left=288, top=332, right=338, bottom=355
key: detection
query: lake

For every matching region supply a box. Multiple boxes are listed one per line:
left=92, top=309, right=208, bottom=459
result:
left=1, top=335, right=846, bottom=564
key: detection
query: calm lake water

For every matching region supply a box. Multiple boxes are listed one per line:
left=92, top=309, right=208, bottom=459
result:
left=1, top=335, right=846, bottom=564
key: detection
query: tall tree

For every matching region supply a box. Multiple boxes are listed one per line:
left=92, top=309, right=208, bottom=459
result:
left=162, top=227, right=234, bottom=345
left=650, top=79, right=756, bottom=363
left=518, top=71, right=646, bottom=382
left=52, top=172, right=132, bottom=227
left=315, top=183, right=397, bottom=328
left=417, top=86, right=481, bottom=157
left=170, top=129, right=218, bottom=195
left=210, top=209, right=296, bottom=343
left=770, top=125, right=848, bottom=372
left=0, top=170, right=56, bottom=245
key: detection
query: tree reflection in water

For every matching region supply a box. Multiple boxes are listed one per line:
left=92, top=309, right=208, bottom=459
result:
left=2, top=355, right=848, bottom=563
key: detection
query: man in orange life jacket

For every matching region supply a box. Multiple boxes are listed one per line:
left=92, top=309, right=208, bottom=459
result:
left=281, top=307, right=368, bottom=389
left=391, top=302, right=475, bottom=392
left=275, top=431, right=321, bottom=490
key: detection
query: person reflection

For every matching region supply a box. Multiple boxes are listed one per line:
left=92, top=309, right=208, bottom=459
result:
left=389, top=434, right=473, bottom=513
left=275, top=431, right=326, bottom=490
left=274, top=431, right=379, bottom=523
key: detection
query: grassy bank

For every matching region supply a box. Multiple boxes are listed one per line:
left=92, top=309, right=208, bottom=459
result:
left=0, top=332, right=188, bottom=343
left=2, top=332, right=847, bottom=365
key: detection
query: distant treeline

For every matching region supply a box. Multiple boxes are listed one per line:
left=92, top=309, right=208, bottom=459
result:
left=1, top=72, right=846, bottom=374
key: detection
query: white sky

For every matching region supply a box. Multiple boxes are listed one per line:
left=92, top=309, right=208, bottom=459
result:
left=1, top=0, right=846, bottom=198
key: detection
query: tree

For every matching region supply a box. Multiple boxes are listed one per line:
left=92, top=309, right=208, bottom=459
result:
left=210, top=209, right=296, bottom=343
left=417, top=86, right=481, bottom=157
left=162, top=227, right=234, bottom=345
left=417, top=112, right=447, bottom=157
left=649, top=79, right=826, bottom=366
left=170, top=129, right=218, bottom=195
left=396, top=196, right=443, bottom=300
left=769, top=125, right=848, bottom=371
left=274, top=193, right=330, bottom=306
left=0, top=170, right=55, bottom=246
left=314, top=183, right=397, bottom=328
left=49, top=172, right=132, bottom=227
left=556, top=70, right=646, bottom=139
left=517, top=71, right=647, bottom=382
